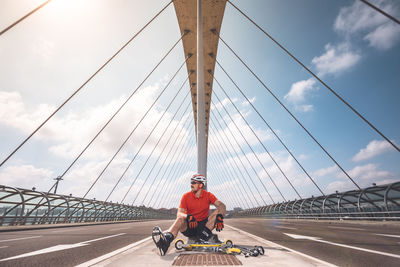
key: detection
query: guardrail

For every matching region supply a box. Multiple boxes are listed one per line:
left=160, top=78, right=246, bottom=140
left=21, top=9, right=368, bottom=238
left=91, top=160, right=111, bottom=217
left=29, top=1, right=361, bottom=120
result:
left=232, top=181, right=400, bottom=220
left=0, top=185, right=174, bottom=226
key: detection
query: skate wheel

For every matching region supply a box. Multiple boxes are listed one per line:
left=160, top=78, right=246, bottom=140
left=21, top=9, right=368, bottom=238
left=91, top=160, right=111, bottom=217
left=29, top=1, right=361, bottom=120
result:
left=224, top=239, right=233, bottom=247
left=175, top=239, right=184, bottom=250
left=251, top=248, right=259, bottom=256
left=255, top=245, right=264, bottom=255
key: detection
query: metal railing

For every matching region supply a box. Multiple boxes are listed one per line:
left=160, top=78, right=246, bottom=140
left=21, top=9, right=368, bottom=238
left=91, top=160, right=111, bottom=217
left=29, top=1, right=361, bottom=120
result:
left=0, top=185, right=174, bottom=226
left=232, top=181, right=400, bottom=220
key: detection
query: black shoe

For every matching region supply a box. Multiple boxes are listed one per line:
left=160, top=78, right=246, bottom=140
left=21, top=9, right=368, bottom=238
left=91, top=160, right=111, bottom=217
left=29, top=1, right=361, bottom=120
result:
left=209, top=234, right=222, bottom=243
left=152, top=226, right=174, bottom=256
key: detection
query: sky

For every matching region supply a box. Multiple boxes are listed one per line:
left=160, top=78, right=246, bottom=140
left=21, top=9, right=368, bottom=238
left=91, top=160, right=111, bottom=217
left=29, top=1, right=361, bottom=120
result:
left=0, top=0, right=399, bottom=210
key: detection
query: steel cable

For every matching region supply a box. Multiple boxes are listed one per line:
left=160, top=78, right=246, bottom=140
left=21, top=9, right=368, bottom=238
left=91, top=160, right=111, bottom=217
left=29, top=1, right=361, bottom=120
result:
left=60, top=32, right=188, bottom=181
left=214, top=35, right=361, bottom=190
left=129, top=92, right=192, bottom=205
left=156, top=132, right=196, bottom=208
left=105, top=77, right=191, bottom=202
left=209, top=126, right=259, bottom=208
left=138, top=101, right=192, bottom=206
left=0, top=0, right=174, bottom=168
left=145, top=114, right=194, bottom=207
left=215, top=60, right=325, bottom=196
left=209, top=117, right=264, bottom=206
left=360, top=0, right=400, bottom=25
left=83, top=55, right=191, bottom=198
left=209, top=141, right=250, bottom=209
left=0, top=0, right=51, bottom=36
left=211, top=106, right=274, bottom=204
left=220, top=4, right=399, bottom=153
left=212, top=87, right=290, bottom=201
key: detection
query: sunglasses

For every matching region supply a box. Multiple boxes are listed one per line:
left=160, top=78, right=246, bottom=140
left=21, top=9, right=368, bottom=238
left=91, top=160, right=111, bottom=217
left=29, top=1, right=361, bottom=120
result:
left=191, top=181, right=201, bottom=185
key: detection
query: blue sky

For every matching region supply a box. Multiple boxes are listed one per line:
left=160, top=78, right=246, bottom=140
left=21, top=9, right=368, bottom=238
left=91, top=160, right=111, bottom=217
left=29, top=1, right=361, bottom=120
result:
left=0, top=0, right=399, bottom=209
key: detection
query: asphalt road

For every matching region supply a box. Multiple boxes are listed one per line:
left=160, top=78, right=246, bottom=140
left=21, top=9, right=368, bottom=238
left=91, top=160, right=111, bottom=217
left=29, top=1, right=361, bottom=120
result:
left=0, top=220, right=173, bottom=267
left=0, top=219, right=399, bottom=266
left=226, top=218, right=400, bottom=267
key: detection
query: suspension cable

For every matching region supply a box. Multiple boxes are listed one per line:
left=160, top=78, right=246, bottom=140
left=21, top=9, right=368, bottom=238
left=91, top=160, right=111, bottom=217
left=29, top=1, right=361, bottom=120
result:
left=60, top=32, right=188, bottom=181
left=129, top=92, right=192, bottom=205
left=215, top=60, right=325, bottom=196
left=107, top=88, right=191, bottom=203
left=105, top=77, right=191, bottom=202
left=211, top=104, right=274, bottom=204
left=0, top=0, right=51, bottom=36
left=213, top=76, right=323, bottom=197
left=209, top=117, right=264, bottom=206
left=209, top=137, right=253, bottom=208
left=151, top=132, right=195, bottom=207
left=139, top=106, right=192, bottom=206
left=122, top=100, right=190, bottom=205
left=156, top=130, right=196, bottom=208
left=83, top=55, right=190, bottom=198
left=160, top=157, right=195, bottom=209
left=146, top=118, right=194, bottom=207
left=209, top=141, right=250, bottom=209
left=214, top=38, right=361, bottom=191
left=207, top=164, right=241, bottom=209
left=360, top=0, right=400, bottom=25
left=212, top=88, right=289, bottom=201
left=209, top=127, right=258, bottom=208
left=0, top=1, right=174, bottom=168
left=218, top=6, right=399, bottom=153
left=153, top=127, right=196, bottom=208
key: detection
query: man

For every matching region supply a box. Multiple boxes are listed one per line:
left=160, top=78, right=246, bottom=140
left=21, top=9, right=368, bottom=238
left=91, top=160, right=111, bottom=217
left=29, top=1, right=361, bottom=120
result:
left=153, top=174, right=226, bottom=255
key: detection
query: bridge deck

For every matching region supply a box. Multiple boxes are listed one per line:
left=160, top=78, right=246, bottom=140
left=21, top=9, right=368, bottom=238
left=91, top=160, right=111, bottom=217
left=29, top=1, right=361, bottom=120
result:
left=76, top=224, right=333, bottom=267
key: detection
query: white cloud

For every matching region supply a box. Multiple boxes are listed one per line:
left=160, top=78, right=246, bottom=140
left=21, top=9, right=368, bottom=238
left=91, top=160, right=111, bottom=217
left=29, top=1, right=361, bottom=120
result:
left=311, top=43, right=361, bottom=76
left=334, top=0, right=391, bottom=34
left=0, top=164, right=54, bottom=190
left=334, top=0, right=400, bottom=50
left=0, top=82, right=191, bottom=163
left=364, top=22, right=400, bottom=50
left=313, top=165, right=338, bottom=177
left=211, top=97, right=237, bottom=111
left=285, top=78, right=317, bottom=103
left=284, top=78, right=317, bottom=112
left=241, top=97, right=256, bottom=107
left=352, top=139, right=393, bottom=161
left=296, top=104, right=314, bottom=112
left=326, top=163, right=396, bottom=193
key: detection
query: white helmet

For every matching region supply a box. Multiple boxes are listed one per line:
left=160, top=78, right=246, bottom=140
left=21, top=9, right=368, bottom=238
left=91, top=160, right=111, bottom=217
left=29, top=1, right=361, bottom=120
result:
left=191, top=174, right=206, bottom=185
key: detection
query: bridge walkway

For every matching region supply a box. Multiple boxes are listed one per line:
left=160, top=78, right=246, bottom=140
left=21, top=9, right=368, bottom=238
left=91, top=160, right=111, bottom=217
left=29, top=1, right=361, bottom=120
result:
left=77, top=224, right=334, bottom=267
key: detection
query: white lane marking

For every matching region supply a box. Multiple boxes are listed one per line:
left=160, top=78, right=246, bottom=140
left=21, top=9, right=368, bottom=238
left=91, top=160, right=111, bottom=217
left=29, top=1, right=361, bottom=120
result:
left=285, top=233, right=400, bottom=259
left=328, top=226, right=365, bottom=231
left=0, top=246, right=8, bottom=249
left=274, top=226, right=297, bottom=230
left=75, top=236, right=152, bottom=267
left=226, top=225, right=337, bottom=267
left=0, top=233, right=126, bottom=262
left=109, top=227, right=129, bottom=231
left=374, top=234, right=400, bottom=239
left=0, top=236, right=41, bottom=243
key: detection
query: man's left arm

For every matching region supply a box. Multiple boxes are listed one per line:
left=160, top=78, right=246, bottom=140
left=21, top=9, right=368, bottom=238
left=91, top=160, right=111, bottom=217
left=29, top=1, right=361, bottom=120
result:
left=213, top=200, right=226, bottom=216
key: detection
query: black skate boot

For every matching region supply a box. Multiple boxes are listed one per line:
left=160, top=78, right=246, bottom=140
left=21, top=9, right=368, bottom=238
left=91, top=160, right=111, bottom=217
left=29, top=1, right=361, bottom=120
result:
left=152, top=226, right=174, bottom=256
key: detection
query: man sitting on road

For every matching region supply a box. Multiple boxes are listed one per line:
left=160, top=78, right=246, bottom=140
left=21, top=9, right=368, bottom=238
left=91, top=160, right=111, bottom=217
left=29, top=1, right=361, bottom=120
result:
left=154, top=174, right=226, bottom=255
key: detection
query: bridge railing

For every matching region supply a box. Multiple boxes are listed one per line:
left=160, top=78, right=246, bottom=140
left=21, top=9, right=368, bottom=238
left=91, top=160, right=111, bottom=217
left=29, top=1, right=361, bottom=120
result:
left=232, top=181, right=400, bottom=220
left=0, top=185, right=174, bottom=226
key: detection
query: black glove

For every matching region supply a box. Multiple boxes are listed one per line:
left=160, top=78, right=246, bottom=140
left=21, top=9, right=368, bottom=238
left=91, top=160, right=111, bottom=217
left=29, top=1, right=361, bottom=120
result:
left=186, top=214, right=198, bottom=229
left=215, top=214, right=224, bottom=232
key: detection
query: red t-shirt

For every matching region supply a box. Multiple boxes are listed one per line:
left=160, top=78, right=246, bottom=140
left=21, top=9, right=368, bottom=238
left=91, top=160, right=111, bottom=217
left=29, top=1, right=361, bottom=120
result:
left=179, top=190, right=218, bottom=221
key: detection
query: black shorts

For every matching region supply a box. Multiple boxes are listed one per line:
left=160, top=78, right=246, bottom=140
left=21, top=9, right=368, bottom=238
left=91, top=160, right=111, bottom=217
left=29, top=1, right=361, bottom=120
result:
left=181, top=218, right=208, bottom=237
